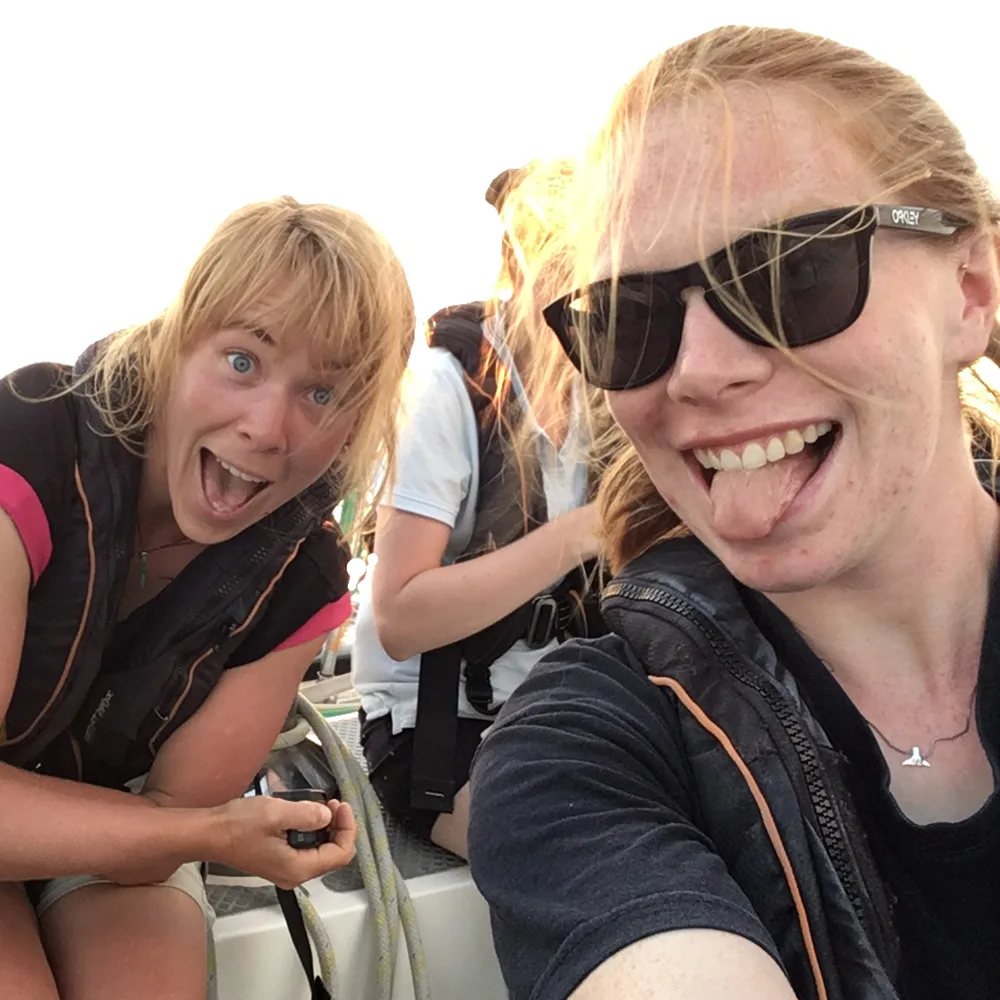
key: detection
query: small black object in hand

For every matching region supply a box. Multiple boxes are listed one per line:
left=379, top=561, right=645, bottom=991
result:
left=273, top=789, right=331, bottom=849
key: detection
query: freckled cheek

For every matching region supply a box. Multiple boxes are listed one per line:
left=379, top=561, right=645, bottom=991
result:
left=638, top=445, right=691, bottom=513
left=290, top=423, right=353, bottom=477
left=607, top=391, right=663, bottom=443
left=172, top=371, right=233, bottom=422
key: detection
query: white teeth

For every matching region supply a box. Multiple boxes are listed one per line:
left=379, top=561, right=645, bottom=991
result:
left=218, top=458, right=267, bottom=484
left=765, top=437, right=786, bottom=463
left=784, top=429, right=805, bottom=455
left=692, top=422, right=836, bottom=472
left=741, top=442, right=767, bottom=470
left=719, top=449, right=743, bottom=471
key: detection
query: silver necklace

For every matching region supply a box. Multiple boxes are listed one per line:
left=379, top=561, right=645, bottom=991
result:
left=862, top=686, right=977, bottom=768
left=823, top=661, right=978, bottom=768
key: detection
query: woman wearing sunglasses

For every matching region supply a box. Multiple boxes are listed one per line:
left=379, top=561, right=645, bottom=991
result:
left=467, top=26, right=1000, bottom=1000
left=0, top=197, right=413, bottom=998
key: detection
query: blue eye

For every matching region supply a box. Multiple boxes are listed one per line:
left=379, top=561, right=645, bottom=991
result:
left=308, top=385, right=336, bottom=406
left=226, top=351, right=255, bottom=375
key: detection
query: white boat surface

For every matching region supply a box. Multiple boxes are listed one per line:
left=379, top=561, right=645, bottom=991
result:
left=210, top=712, right=508, bottom=1000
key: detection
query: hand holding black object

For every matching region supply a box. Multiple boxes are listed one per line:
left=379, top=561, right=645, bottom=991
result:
left=214, top=794, right=356, bottom=889
left=273, top=789, right=331, bottom=848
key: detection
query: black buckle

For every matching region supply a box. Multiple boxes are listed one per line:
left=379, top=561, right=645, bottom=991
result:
left=464, top=662, right=502, bottom=718
left=525, top=595, right=559, bottom=649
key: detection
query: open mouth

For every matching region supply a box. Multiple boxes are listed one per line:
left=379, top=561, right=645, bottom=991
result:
left=691, top=421, right=840, bottom=488
left=687, top=421, right=842, bottom=541
left=200, top=449, right=272, bottom=517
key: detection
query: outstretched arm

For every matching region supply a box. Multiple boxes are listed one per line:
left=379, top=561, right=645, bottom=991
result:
left=570, top=930, right=796, bottom=1000
left=467, top=635, right=794, bottom=1000
left=0, top=512, right=352, bottom=886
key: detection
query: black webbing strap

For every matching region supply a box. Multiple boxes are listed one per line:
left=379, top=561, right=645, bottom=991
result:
left=407, top=564, right=606, bottom=815
left=251, top=772, right=330, bottom=1000
left=276, top=887, right=331, bottom=1000
left=410, top=643, right=463, bottom=813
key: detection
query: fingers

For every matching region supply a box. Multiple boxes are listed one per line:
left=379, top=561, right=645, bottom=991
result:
left=327, top=801, right=356, bottom=857
left=274, top=799, right=333, bottom=832
left=235, top=797, right=357, bottom=889
left=273, top=804, right=356, bottom=887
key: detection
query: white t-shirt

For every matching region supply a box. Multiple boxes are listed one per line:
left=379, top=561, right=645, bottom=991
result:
left=351, top=331, right=588, bottom=735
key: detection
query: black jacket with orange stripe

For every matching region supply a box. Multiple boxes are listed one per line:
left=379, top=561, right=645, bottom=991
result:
left=599, top=536, right=901, bottom=1000
left=0, top=356, right=348, bottom=788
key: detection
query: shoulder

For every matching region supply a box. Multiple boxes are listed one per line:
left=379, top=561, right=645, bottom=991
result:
left=407, top=345, right=471, bottom=398
left=1, top=363, right=77, bottom=431
left=0, top=364, right=79, bottom=582
left=426, top=301, right=487, bottom=370
left=489, top=632, right=665, bottom=713
left=3, top=362, right=73, bottom=392
left=295, top=521, right=351, bottom=590
left=475, top=632, right=689, bottom=785
left=396, top=348, right=478, bottom=448
left=0, top=364, right=79, bottom=468
left=468, top=633, right=778, bottom=1000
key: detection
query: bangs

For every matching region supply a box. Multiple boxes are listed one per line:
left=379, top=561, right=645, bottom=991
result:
left=179, top=201, right=409, bottom=423
left=104, top=196, right=415, bottom=529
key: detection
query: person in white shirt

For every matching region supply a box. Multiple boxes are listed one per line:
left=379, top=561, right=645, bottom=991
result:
left=352, top=161, right=606, bottom=857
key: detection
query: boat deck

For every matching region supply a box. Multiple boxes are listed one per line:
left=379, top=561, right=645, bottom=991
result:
left=210, top=714, right=507, bottom=1000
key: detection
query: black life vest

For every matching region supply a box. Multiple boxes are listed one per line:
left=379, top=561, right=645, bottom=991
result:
left=0, top=351, right=348, bottom=788
left=409, top=302, right=606, bottom=813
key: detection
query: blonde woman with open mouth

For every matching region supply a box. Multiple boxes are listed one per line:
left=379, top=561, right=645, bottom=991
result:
left=0, top=196, right=413, bottom=999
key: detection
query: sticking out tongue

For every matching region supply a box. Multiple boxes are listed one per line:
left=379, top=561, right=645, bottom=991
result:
left=202, top=452, right=261, bottom=514
left=709, top=447, right=823, bottom=541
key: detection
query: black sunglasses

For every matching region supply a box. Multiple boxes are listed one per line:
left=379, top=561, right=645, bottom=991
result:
left=543, top=204, right=969, bottom=391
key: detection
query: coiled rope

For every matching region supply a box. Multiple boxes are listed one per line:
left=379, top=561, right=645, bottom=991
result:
left=279, top=694, right=431, bottom=1000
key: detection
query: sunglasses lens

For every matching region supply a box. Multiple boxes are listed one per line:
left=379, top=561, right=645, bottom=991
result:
left=719, top=214, right=867, bottom=346
left=548, top=210, right=870, bottom=392
left=552, top=276, right=684, bottom=390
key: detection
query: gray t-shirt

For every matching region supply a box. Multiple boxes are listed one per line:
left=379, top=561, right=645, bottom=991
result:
left=351, top=336, right=588, bottom=734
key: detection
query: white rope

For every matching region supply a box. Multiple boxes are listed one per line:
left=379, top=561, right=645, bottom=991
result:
left=281, top=697, right=431, bottom=1000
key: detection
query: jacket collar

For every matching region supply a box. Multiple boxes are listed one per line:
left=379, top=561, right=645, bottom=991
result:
left=606, top=535, right=772, bottom=664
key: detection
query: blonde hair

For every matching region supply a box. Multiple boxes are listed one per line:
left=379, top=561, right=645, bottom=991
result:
left=484, top=158, right=613, bottom=477
left=82, top=195, right=414, bottom=534
left=560, top=26, right=1000, bottom=570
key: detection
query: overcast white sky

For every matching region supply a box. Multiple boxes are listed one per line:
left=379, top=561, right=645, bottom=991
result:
left=1, top=1, right=996, bottom=373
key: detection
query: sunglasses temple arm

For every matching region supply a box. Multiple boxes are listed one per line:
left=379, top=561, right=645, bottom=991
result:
left=873, top=205, right=967, bottom=237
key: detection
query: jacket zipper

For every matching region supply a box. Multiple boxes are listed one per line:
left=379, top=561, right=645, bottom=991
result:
left=604, top=580, right=869, bottom=929
left=175, top=501, right=315, bottom=635
left=147, top=643, right=222, bottom=755
left=145, top=542, right=304, bottom=757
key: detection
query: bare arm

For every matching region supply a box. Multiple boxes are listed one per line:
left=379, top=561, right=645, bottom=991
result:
left=142, top=636, right=327, bottom=810
left=0, top=511, right=350, bottom=887
left=372, top=502, right=600, bottom=662
left=570, top=930, right=797, bottom=1000
left=120, top=636, right=326, bottom=882
left=0, top=760, right=224, bottom=882
left=0, top=507, right=222, bottom=879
